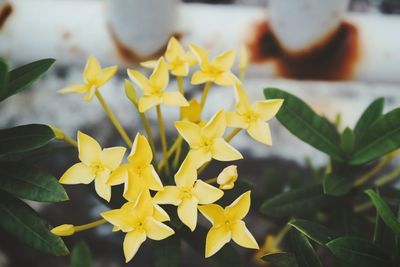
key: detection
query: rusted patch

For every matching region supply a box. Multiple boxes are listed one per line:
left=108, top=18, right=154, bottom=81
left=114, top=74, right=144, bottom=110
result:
left=0, top=3, right=12, bottom=30
left=109, top=25, right=182, bottom=65
left=248, top=20, right=360, bottom=80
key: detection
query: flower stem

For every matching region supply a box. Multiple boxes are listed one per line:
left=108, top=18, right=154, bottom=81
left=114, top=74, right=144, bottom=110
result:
left=95, top=91, right=133, bottom=148
left=74, top=219, right=107, bottom=233
left=156, top=105, right=170, bottom=175
left=157, top=136, right=182, bottom=170
left=204, top=177, right=217, bottom=184
left=63, top=135, right=78, bottom=147
left=139, top=112, right=156, bottom=154
left=173, top=137, right=183, bottom=168
left=200, top=82, right=212, bottom=109
left=374, top=165, right=400, bottom=187
left=50, top=126, right=78, bottom=147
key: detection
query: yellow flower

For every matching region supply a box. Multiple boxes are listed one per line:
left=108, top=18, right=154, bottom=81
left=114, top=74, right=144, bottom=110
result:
left=198, top=191, right=259, bottom=257
left=217, top=165, right=238, bottom=190
left=239, top=45, right=250, bottom=73
left=190, top=44, right=237, bottom=86
left=154, top=159, right=223, bottom=231
left=51, top=224, right=75, bottom=236
left=101, top=191, right=174, bottom=262
left=58, top=56, right=118, bottom=101
left=59, top=131, right=126, bottom=202
left=253, top=235, right=280, bottom=266
left=175, top=109, right=243, bottom=168
left=141, top=37, right=197, bottom=77
left=107, top=133, right=163, bottom=202
left=227, top=83, right=283, bottom=145
left=181, top=98, right=202, bottom=124
left=128, top=57, right=189, bottom=113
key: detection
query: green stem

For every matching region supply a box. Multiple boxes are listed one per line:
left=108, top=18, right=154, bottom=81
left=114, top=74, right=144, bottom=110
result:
left=74, top=219, right=107, bottom=233
left=200, top=82, right=212, bottom=109
left=156, top=105, right=170, bottom=175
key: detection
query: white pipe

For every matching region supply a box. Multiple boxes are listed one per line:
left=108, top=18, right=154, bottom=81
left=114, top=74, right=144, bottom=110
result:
left=0, top=1, right=400, bottom=83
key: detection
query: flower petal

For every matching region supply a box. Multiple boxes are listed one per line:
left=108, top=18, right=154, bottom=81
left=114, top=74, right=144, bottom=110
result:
left=205, top=225, right=231, bottom=258
left=212, top=50, right=235, bottom=71
left=174, top=157, right=197, bottom=188
left=211, top=138, right=243, bottom=162
left=134, top=190, right=154, bottom=218
left=77, top=131, right=102, bottom=165
left=170, top=62, right=190, bottom=77
left=175, top=121, right=202, bottom=148
left=95, top=66, right=118, bottom=87
left=177, top=197, right=199, bottom=231
left=253, top=99, right=284, bottom=121
left=181, top=99, right=202, bottom=123
left=58, top=84, right=89, bottom=94
left=198, top=204, right=225, bottom=226
left=145, top=217, right=175, bottom=240
left=150, top=58, right=169, bottom=91
left=162, top=92, right=189, bottom=107
left=226, top=112, right=248, bottom=129
left=128, top=134, right=153, bottom=165
left=101, top=147, right=126, bottom=171
left=231, top=221, right=259, bottom=249
left=101, top=208, right=135, bottom=232
left=138, top=95, right=162, bottom=112
left=202, top=110, right=226, bottom=140
left=123, top=173, right=146, bottom=202
left=153, top=186, right=181, bottom=205
left=141, top=165, right=163, bottom=191
left=83, top=56, right=101, bottom=83
left=59, top=163, right=95, bottom=184
left=193, top=180, right=223, bottom=204
left=186, top=149, right=212, bottom=169
left=165, top=37, right=186, bottom=62
left=153, top=204, right=170, bottom=222
left=189, top=44, right=209, bottom=67
left=226, top=191, right=251, bottom=221
left=107, top=164, right=128, bottom=186
left=247, top=120, right=272, bottom=146
left=95, top=171, right=112, bottom=202
left=123, top=229, right=146, bottom=263
left=191, top=71, right=212, bottom=85
left=127, top=69, right=151, bottom=94
left=140, top=60, right=157, bottom=69
left=214, top=72, right=236, bottom=86
left=234, top=83, right=251, bottom=113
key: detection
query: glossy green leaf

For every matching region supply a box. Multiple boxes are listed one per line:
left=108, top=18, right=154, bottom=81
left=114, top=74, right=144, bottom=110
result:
left=71, top=241, right=92, bottom=267
left=0, top=191, right=69, bottom=256
left=327, top=237, right=391, bottom=267
left=365, top=189, right=400, bottom=235
left=340, top=127, right=355, bottom=156
left=0, top=58, right=55, bottom=101
left=0, top=162, right=68, bottom=202
left=323, top=174, right=353, bottom=197
left=260, top=185, right=328, bottom=218
left=289, top=219, right=338, bottom=246
left=262, top=252, right=298, bottom=267
left=153, top=235, right=180, bottom=267
left=0, top=58, right=8, bottom=91
left=351, top=108, right=400, bottom=165
left=0, top=124, right=55, bottom=155
left=264, top=88, right=344, bottom=161
left=291, top=231, right=324, bottom=267
left=354, top=97, right=384, bottom=138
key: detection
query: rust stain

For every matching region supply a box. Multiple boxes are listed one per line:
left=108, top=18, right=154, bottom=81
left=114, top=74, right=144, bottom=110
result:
left=248, top=20, right=360, bottom=80
left=109, top=25, right=182, bottom=65
left=0, top=3, right=12, bottom=30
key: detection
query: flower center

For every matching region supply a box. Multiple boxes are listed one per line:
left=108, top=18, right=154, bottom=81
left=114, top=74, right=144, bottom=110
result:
left=180, top=188, right=193, bottom=200
left=92, top=164, right=105, bottom=176
left=243, top=111, right=259, bottom=124
left=205, top=65, right=223, bottom=77
left=200, top=138, right=213, bottom=152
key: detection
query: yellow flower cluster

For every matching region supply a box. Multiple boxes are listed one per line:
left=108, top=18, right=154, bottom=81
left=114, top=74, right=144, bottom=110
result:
left=52, top=37, right=283, bottom=263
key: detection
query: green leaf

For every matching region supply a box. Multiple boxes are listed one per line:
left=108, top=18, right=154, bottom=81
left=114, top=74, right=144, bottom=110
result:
left=264, top=88, right=344, bottom=161
left=262, top=252, right=299, bottom=267
left=260, top=185, right=329, bottom=218
left=153, top=235, right=180, bottom=267
left=291, top=231, right=324, bottom=267
left=0, top=162, right=68, bottom=202
left=365, top=189, right=400, bottom=235
left=0, top=58, right=55, bottom=101
left=0, top=191, right=69, bottom=256
left=323, top=174, right=353, bottom=197
left=351, top=108, right=400, bottom=165
left=340, top=127, right=355, bottom=156
left=289, top=219, right=338, bottom=246
left=0, top=124, right=55, bottom=155
left=0, top=58, right=8, bottom=92
left=354, top=97, right=384, bottom=138
left=327, top=237, right=391, bottom=267
left=71, top=241, right=92, bottom=267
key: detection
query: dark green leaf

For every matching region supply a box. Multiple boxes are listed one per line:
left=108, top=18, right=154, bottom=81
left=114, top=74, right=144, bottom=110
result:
left=354, top=97, right=384, bottom=138
left=289, top=219, right=338, bottom=246
left=153, top=235, right=180, bottom=267
left=71, top=241, right=92, bottom=267
left=260, top=185, right=328, bottom=218
left=264, top=88, right=344, bottom=161
left=365, top=189, right=400, bottom=235
left=262, top=252, right=299, bottom=267
left=0, top=191, right=69, bottom=256
left=0, top=58, right=8, bottom=91
left=291, top=231, right=324, bottom=267
left=0, top=124, right=55, bottom=155
left=340, top=127, right=355, bottom=156
left=0, top=58, right=55, bottom=101
left=351, top=108, right=400, bottom=165
left=327, top=237, right=391, bottom=267
left=323, top=174, right=353, bottom=197
left=0, top=162, right=68, bottom=202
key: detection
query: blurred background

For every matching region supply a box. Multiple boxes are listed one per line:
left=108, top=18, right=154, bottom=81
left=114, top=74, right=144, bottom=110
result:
left=0, top=0, right=400, bottom=266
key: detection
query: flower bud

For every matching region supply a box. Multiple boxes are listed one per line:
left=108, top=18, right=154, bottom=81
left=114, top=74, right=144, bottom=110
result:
left=124, top=80, right=138, bottom=105
left=51, top=224, right=75, bottom=236
left=217, top=165, right=238, bottom=190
